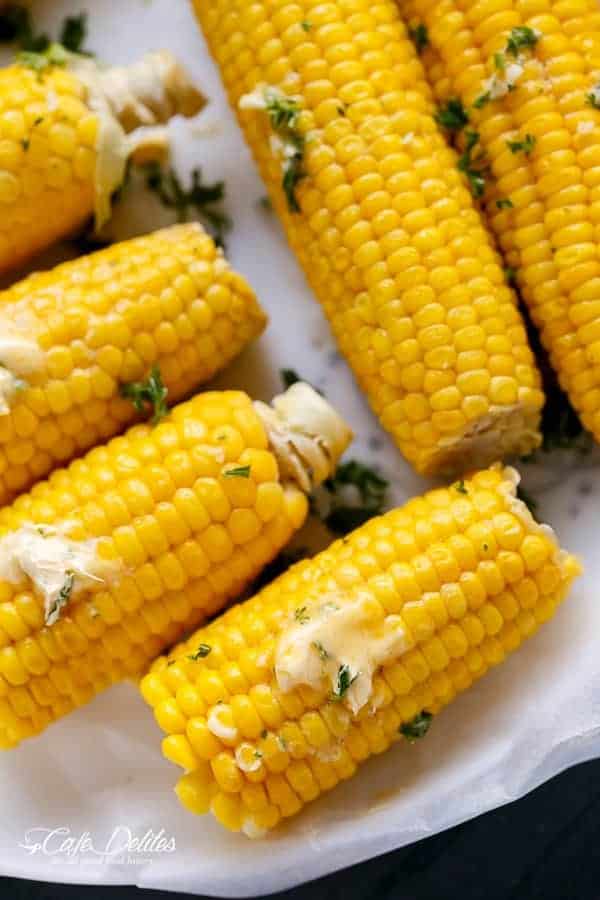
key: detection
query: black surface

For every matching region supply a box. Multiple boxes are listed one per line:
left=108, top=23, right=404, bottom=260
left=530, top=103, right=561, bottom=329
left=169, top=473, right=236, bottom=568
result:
left=2, top=756, right=600, bottom=900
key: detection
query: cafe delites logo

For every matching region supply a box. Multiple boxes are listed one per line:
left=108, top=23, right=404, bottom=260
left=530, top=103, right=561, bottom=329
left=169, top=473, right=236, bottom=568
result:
left=19, top=825, right=176, bottom=865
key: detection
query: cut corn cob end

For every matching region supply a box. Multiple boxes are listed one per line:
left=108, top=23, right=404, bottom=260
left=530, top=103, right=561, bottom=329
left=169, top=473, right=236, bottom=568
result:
left=0, top=384, right=350, bottom=750
left=141, top=464, right=581, bottom=836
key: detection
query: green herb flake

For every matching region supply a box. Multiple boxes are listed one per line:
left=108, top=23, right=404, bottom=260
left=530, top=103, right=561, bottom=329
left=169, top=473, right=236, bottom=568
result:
left=457, top=130, right=489, bottom=198
left=473, top=91, right=491, bottom=110
left=408, top=23, right=429, bottom=55
left=261, top=91, right=307, bottom=212
left=504, top=266, right=517, bottom=286
left=300, top=20, right=312, bottom=32
left=20, top=138, right=29, bottom=151
left=586, top=92, right=600, bottom=110
left=506, top=26, right=540, bottom=58
left=46, top=570, right=75, bottom=625
left=280, top=368, right=301, bottom=389
left=506, top=134, right=536, bottom=155
left=400, top=710, right=433, bottom=743
left=294, top=605, right=310, bottom=624
left=143, top=162, right=231, bottom=248
left=188, top=643, right=212, bottom=662
left=435, top=98, right=470, bottom=133
left=282, top=151, right=306, bottom=213
left=18, top=42, right=69, bottom=75
left=493, top=52, right=506, bottom=72
left=454, top=480, right=468, bottom=494
left=223, top=465, right=252, bottom=479
left=331, top=664, right=359, bottom=701
left=313, top=641, right=330, bottom=661
left=496, top=197, right=514, bottom=209
left=60, top=13, right=91, bottom=54
left=260, top=729, right=268, bottom=739
left=121, top=365, right=169, bottom=424
left=323, top=459, right=389, bottom=536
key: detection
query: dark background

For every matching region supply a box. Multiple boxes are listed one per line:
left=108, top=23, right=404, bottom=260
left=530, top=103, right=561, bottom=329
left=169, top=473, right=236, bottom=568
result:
left=2, top=756, right=599, bottom=900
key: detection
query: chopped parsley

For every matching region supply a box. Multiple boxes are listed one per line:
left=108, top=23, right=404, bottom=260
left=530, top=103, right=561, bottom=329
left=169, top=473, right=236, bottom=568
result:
left=263, top=92, right=306, bottom=213
left=223, top=465, right=251, bottom=478
left=18, top=42, right=69, bottom=75
left=120, top=365, right=169, bottom=424
left=506, top=26, right=540, bottom=58
left=457, top=130, right=489, bottom=198
left=260, top=729, right=268, bottom=739
left=143, top=163, right=231, bottom=248
left=496, top=197, right=514, bottom=209
left=586, top=92, right=600, bottom=110
left=323, top=460, right=389, bottom=535
left=400, top=710, right=433, bottom=743
left=294, top=605, right=310, bottom=624
left=313, top=641, right=330, bottom=661
left=504, top=266, right=517, bottom=286
left=506, top=134, right=536, bottom=155
left=188, top=643, right=212, bottom=661
left=408, top=23, right=429, bottom=55
left=516, top=485, right=537, bottom=514
left=300, top=20, right=312, bottom=32
left=280, top=368, right=301, bottom=389
left=331, top=664, right=359, bottom=701
left=473, top=91, right=491, bottom=110
left=46, top=570, right=75, bottom=625
left=435, top=98, right=470, bottom=133
left=493, top=52, right=506, bottom=72
left=60, top=13, right=91, bottom=55
left=454, top=480, right=468, bottom=494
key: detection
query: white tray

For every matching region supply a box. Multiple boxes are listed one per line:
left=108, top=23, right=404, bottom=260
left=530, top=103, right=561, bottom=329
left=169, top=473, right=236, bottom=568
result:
left=0, top=1, right=597, bottom=895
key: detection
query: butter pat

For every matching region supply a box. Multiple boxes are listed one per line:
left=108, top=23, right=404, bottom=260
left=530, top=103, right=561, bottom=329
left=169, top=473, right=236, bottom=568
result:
left=0, top=524, right=116, bottom=626
left=276, top=593, right=412, bottom=714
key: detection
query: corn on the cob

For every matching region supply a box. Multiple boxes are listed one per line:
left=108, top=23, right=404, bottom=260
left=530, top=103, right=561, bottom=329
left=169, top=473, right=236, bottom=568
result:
left=141, top=465, right=580, bottom=837
left=0, top=48, right=204, bottom=272
left=194, top=0, right=545, bottom=476
left=0, top=223, right=267, bottom=505
left=0, top=381, right=351, bottom=749
left=396, top=0, right=600, bottom=443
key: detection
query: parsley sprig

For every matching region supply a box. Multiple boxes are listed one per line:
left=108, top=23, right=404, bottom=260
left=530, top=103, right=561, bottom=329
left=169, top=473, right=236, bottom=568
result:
left=506, top=26, right=539, bottom=57
left=331, top=664, right=359, bottom=701
left=506, top=134, right=536, bottom=155
left=435, top=98, right=469, bottom=133
left=46, top=570, right=75, bottom=625
left=408, top=23, right=429, bottom=55
left=264, top=92, right=306, bottom=213
left=143, top=163, right=231, bottom=248
left=400, top=711, right=433, bottom=743
left=120, top=366, right=169, bottom=424
left=322, top=460, right=389, bottom=535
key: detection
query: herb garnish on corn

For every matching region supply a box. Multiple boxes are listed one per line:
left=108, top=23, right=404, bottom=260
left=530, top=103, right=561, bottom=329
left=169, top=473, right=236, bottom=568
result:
left=0, top=382, right=351, bottom=749
left=142, top=465, right=580, bottom=836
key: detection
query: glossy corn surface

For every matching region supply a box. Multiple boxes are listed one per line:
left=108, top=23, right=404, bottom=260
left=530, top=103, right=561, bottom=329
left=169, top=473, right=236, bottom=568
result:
left=0, top=390, right=313, bottom=749
left=0, top=223, right=266, bottom=505
left=194, top=0, right=545, bottom=475
left=141, top=465, right=580, bottom=836
left=397, top=0, right=600, bottom=442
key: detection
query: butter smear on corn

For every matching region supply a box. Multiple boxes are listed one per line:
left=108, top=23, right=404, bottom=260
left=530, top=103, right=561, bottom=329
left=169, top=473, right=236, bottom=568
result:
left=0, top=524, right=116, bottom=626
left=0, top=328, right=45, bottom=415
left=276, top=595, right=412, bottom=714
left=254, top=382, right=352, bottom=492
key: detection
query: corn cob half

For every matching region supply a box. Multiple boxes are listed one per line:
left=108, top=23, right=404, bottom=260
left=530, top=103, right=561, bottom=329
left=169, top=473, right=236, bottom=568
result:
left=0, top=382, right=351, bottom=748
left=395, top=0, right=600, bottom=444
left=141, top=465, right=580, bottom=837
left=194, top=0, right=545, bottom=476
left=0, top=48, right=204, bottom=272
left=0, top=222, right=267, bottom=505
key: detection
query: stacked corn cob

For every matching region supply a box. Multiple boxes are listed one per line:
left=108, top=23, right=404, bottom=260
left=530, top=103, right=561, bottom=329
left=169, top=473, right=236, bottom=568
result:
left=0, top=49, right=204, bottom=272
left=194, top=0, right=545, bottom=476
left=0, top=223, right=266, bottom=505
left=396, top=0, right=600, bottom=442
left=141, top=465, right=580, bottom=836
left=0, top=381, right=351, bottom=748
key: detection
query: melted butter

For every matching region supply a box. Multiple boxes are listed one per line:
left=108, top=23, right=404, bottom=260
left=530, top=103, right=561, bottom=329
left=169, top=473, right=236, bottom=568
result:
left=0, top=329, right=46, bottom=415
left=0, top=524, right=117, bottom=626
left=275, top=593, right=412, bottom=714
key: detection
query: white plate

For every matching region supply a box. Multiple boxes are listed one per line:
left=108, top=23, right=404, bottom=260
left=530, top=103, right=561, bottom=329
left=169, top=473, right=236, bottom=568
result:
left=0, top=1, right=597, bottom=896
